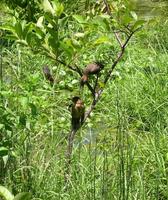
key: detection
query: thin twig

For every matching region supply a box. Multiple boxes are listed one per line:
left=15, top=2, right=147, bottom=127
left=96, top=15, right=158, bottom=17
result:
left=64, top=29, right=138, bottom=183
left=102, top=0, right=123, bottom=48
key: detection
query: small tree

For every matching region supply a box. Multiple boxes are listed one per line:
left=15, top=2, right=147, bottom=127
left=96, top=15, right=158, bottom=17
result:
left=0, top=0, right=144, bottom=183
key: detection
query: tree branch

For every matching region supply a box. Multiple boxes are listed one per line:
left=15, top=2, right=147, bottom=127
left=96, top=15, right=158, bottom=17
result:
left=102, top=0, right=123, bottom=48
left=64, top=29, right=139, bottom=183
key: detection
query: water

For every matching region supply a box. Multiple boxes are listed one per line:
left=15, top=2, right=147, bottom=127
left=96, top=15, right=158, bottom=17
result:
left=132, top=0, right=168, bottom=19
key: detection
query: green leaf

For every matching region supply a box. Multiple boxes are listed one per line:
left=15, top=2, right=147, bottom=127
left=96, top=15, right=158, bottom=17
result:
left=74, top=32, right=85, bottom=38
left=94, top=36, right=112, bottom=45
left=58, top=16, right=69, bottom=27
left=59, top=40, right=74, bottom=58
left=0, top=147, right=8, bottom=157
left=14, top=192, right=31, bottom=200
left=130, top=11, right=138, bottom=21
left=48, top=36, right=59, bottom=53
left=22, top=23, right=32, bottom=39
left=92, top=16, right=110, bottom=31
left=55, top=3, right=64, bottom=17
left=73, top=15, right=87, bottom=24
left=3, top=35, right=18, bottom=40
left=133, top=20, right=145, bottom=30
left=42, top=0, right=54, bottom=15
left=0, top=186, right=14, bottom=200
left=19, top=97, right=28, bottom=108
left=15, top=22, right=23, bottom=39
left=0, top=25, right=16, bottom=32
left=3, top=155, right=9, bottom=167
left=36, top=16, right=44, bottom=29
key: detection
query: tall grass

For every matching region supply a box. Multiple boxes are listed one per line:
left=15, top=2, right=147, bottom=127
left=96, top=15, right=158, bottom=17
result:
left=1, top=23, right=168, bottom=199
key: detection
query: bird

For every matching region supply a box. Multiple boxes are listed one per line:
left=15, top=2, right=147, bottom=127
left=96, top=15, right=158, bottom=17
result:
left=80, top=62, right=104, bottom=86
left=69, top=96, right=85, bottom=130
left=42, top=66, right=54, bottom=85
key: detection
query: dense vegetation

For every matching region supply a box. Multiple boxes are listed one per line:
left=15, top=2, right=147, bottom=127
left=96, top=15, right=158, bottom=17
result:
left=0, top=0, right=168, bottom=200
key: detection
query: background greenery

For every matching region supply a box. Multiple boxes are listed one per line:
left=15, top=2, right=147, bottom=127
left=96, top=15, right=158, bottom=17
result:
left=0, top=0, right=168, bottom=199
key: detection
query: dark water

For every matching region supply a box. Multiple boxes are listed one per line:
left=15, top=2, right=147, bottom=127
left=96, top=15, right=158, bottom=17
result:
left=132, top=0, right=168, bottom=19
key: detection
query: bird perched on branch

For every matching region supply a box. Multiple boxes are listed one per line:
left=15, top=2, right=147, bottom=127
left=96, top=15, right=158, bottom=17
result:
left=80, top=62, right=104, bottom=86
left=69, top=96, right=85, bottom=130
left=42, top=66, right=54, bottom=85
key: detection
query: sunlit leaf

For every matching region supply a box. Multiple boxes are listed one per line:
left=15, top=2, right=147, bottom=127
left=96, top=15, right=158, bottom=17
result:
left=55, top=3, right=64, bottom=17
left=73, top=15, right=87, bottom=24
left=74, top=32, right=85, bottom=38
left=42, top=0, right=54, bottom=15
left=0, top=186, right=14, bottom=200
left=3, top=155, right=9, bottom=167
left=130, top=11, right=138, bottom=21
left=94, top=36, right=112, bottom=45
left=36, top=16, right=44, bottom=28
left=0, top=25, right=16, bottom=33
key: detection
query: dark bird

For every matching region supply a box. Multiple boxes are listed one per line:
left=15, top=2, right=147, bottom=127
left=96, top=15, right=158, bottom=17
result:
left=69, top=96, right=85, bottom=130
left=42, top=66, right=54, bottom=85
left=80, top=62, right=104, bottom=86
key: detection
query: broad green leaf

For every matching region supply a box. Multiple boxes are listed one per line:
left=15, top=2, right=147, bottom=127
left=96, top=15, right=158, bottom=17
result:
left=122, top=15, right=132, bottom=25
left=55, top=3, right=64, bottom=17
left=26, top=32, right=33, bottom=46
left=91, top=16, right=110, bottom=31
left=42, top=0, right=54, bottom=15
left=3, top=35, right=18, bottom=40
left=0, top=25, right=16, bottom=33
left=3, top=155, right=9, bottom=167
left=0, top=147, right=8, bottom=157
left=59, top=41, right=74, bottom=58
left=71, top=39, right=81, bottom=49
left=74, top=32, right=85, bottom=38
left=94, top=36, right=112, bottom=45
left=58, top=16, right=69, bottom=27
left=0, top=186, right=14, bottom=200
left=133, top=20, right=145, bottom=30
left=73, top=15, right=87, bottom=24
left=22, top=23, right=32, bottom=39
left=14, top=192, right=31, bottom=200
left=15, top=22, right=23, bottom=39
left=130, top=11, right=138, bottom=21
left=36, top=16, right=44, bottom=28
left=48, top=36, right=59, bottom=52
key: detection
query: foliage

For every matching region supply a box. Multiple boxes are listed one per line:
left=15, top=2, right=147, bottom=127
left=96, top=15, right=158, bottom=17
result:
left=0, top=186, right=31, bottom=200
left=0, top=0, right=168, bottom=200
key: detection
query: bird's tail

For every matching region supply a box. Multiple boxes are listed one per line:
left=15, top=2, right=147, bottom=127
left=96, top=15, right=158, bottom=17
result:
left=72, top=118, right=80, bottom=130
